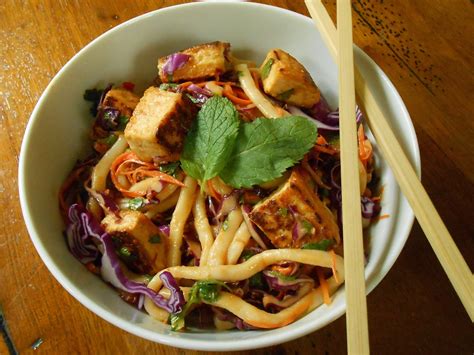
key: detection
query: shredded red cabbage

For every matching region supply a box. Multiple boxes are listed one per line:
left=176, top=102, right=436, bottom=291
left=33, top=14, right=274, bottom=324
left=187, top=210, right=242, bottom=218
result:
left=213, top=307, right=258, bottom=330
left=163, top=53, right=190, bottom=76
left=66, top=205, right=99, bottom=263
left=186, top=84, right=212, bottom=106
left=361, top=196, right=379, bottom=219
left=66, top=204, right=185, bottom=313
left=158, top=224, right=170, bottom=237
left=288, top=96, right=363, bottom=131
left=262, top=271, right=312, bottom=292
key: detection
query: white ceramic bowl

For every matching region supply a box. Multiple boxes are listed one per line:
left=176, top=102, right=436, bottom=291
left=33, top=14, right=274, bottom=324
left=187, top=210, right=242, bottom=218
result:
left=19, top=2, right=420, bottom=351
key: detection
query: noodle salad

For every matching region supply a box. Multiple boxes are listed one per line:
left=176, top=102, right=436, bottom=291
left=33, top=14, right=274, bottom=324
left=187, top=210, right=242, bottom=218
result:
left=59, top=42, right=381, bottom=331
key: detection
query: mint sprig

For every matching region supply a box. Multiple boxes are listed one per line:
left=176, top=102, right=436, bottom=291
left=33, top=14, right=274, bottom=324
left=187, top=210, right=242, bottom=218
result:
left=180, top=96, right=240, bottom=184
left=180, top=98, right=317, bottom=188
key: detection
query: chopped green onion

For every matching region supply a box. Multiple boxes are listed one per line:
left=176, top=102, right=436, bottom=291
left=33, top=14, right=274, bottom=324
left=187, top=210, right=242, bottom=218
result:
left=261, top=58, right=274, bottom=80
left=127, top=197, right=146, bottom=211
left=276, top=88, right=294, bottom=101
left=301, top=239, right=334, bottom=251
left=119, top=246, right=131, bottom=257
left=159, top=161, right=180, bottom=177
left=278, top=207, right=288, bottom=217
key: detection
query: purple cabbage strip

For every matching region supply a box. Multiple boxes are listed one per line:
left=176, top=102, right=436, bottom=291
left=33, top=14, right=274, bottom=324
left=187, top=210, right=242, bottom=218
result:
left=66, top=204, right=185, bottom=313
left=262, top=271, right=311, bottom=292
left=213, top=307, right=258, bottom=330
left=361, top=196, right=380, bottom=219
left=163, top=53, right=190, bottom=76
left=186, top=84, right=212, bottom=106
left=158, top=225, right=170, bottom=237
left=289, top=95, right=364, bottom=131
left=66, top=206, right=99, bottom=264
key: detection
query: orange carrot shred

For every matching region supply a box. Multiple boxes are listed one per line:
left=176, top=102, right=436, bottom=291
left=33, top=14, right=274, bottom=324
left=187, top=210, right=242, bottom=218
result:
left=317, top=268, right=331, bottom=305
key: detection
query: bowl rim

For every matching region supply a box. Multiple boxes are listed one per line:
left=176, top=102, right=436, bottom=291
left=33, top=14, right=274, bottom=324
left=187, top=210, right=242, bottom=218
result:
left=18, top=1, right=420, bottom=351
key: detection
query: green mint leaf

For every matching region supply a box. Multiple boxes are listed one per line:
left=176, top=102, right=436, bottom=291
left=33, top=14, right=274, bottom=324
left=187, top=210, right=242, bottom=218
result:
left=180, top=96, right=240, bottom=183
left=219, top=116, right=317, bottom=188
left=277, top=88, right=294, bottom=101
left=301, top=239, right=334, bottom=251
left=261, top=58, right=274, bottom=80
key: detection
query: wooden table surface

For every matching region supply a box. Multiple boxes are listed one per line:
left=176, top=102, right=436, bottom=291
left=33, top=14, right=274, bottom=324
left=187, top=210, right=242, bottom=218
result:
left=1, top=0, right=473, bottom=354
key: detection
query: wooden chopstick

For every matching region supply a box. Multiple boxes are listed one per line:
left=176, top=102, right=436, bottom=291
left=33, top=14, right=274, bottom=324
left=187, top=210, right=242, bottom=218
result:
left=305, top=0, right=474, bottom=321
left=337, top=1, right=370, bottom=353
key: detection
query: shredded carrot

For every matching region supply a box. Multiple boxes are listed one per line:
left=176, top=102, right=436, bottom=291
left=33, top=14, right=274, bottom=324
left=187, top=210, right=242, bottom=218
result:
left=206, top=180, right=222, bottom=201
left=223, top=84, right=253, bottom=106
left=314, top=144, right=339, bottom=155
left=316, top=268, right=331, bottom=305
left=110, top=152, right=184, bottom=198
left=377, top=214, right=390, bottom=221
left=358, top=125, right=373, bottom=166
left=329, top=250, right=340, bottom=284
left=316, top=135, right=328, bottom=145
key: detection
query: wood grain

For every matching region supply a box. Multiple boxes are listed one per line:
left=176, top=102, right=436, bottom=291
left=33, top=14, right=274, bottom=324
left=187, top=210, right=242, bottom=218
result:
left=0, top=0, right=473, bottom=354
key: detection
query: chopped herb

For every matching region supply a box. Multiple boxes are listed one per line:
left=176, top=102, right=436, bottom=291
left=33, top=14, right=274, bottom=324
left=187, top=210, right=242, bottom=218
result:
left=170, top=280, right=229, bottom=331
left=186, top=93, right=200, bottom=104
left=119, top=246, right=131, bottom=257
left=159, top=83, right=179, bottom=91
left=249, top=272, right=264, bottom=288
left=159, top=161, right=180, bottom=177
left=278, top=207, right=288, bottom=217
left=301, top=219, right=314, bottom=234
left=268, top=270, right=297, bottom=281
left=236, top=70, right=243, bottom=77
left=261, top=58, right=274, bottom=80
left=127, top=197, right=146, bottom=210
left=117, top=115, right=129, bottom=130
left=98, top=134, right=118, bottom=148
left=240, top=250, right=255, bottom=261
left=276, top=88, right=294, bottom=101
left=149, top=235, right=161, bottom=244
left=302, top=239, right=334, bottom=251
left=167, top=74, right=173, bottom=83
left=143, top=274, right=153, bottom=283
left=222, top=218, right=229, bottom=231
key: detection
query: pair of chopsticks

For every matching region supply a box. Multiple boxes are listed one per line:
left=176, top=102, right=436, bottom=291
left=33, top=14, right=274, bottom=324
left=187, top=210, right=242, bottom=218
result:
left=304, top=0, right=474, bottom=353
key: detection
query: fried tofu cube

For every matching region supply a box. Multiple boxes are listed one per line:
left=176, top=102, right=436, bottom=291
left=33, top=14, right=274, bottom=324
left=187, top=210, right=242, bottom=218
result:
left=102, top=88, right=140, bottom=118
left=92, top=88, right=140, bottom=139
left=249, top=167, right=340, bottom=249
left=260, top=49, right=321, bottom=108
left=158, top=41, right=231, bottom=83
left=102, top=210, right=167, bottom=274
left=124, top=87, right=197, bottom=162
